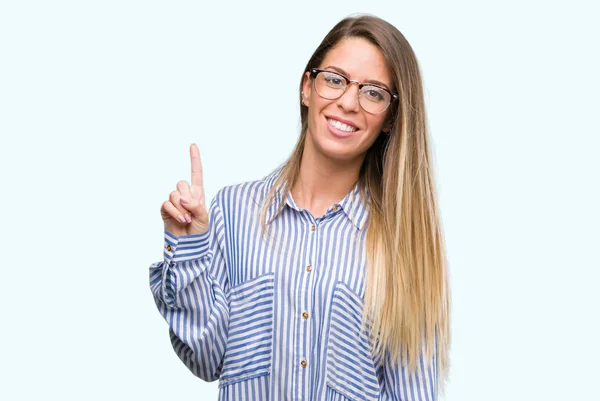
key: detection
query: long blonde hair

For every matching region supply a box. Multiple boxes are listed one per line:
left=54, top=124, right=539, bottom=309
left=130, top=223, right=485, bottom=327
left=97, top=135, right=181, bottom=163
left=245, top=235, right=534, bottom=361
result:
left=259, top=14, right=450, bottom=393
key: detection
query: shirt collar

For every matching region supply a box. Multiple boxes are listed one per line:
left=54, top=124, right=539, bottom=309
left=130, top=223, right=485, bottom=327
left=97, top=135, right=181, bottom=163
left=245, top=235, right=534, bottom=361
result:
left=263, top=167, right=370, bottom=231
left=263, top=167, right=286, bottom=226
left=336, top=177, right=370, bottom=230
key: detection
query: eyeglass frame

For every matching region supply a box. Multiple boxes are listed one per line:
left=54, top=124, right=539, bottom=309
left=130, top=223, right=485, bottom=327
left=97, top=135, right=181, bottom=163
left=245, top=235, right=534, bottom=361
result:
left=308, top=68, right=399, bottom=114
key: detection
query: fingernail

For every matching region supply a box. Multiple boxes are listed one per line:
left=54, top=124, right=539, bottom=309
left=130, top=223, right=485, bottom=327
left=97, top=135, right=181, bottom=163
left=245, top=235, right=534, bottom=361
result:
left=180, top=197, right=188, bottom=204
left=178, top=214, right=186, bottom=223
left=185, top=214, right=192, bottom=223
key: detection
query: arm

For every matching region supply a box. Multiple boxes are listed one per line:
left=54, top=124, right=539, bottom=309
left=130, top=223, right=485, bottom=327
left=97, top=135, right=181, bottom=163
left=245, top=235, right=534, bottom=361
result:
left=381, top=342, right=438, bottom=401
left=149, top=195, right=230, bottom=382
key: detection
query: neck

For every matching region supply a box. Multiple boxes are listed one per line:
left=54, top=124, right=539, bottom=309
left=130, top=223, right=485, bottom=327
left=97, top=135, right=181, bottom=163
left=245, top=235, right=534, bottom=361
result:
left=291, top=134, right=364, bottom=216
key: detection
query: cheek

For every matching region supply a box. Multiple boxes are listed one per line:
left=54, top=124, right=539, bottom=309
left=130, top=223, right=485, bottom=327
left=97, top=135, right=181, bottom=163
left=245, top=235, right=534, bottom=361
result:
left=307, top=108, right=320, bottom=133
left=308, top=100, right=329, bottom=128
left=358, top=116, right=386, bottom=146
left=366, top=115, right=386, bottom=135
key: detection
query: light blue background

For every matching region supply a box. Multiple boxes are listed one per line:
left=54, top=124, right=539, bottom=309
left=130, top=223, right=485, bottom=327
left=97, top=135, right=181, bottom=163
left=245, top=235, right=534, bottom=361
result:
left=1, top=1, right=598, bottom=400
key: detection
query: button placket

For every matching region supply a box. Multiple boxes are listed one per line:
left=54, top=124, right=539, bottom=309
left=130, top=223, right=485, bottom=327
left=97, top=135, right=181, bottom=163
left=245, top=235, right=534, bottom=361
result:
left=298, top=219, right=317, bottom=378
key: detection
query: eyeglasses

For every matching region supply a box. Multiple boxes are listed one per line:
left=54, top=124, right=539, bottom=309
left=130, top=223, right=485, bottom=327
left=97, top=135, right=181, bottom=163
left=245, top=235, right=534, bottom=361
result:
left=309, top=68, right=398, bottom=114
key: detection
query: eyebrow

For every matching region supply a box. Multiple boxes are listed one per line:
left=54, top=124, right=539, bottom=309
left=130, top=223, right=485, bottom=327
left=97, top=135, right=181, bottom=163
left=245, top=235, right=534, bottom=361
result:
left=323, top=65, right=392, bottom=90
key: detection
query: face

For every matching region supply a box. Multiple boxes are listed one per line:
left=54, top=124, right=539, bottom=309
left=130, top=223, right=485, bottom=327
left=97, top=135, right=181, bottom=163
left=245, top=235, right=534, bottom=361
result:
left=302, top=36, right=393, bottom=163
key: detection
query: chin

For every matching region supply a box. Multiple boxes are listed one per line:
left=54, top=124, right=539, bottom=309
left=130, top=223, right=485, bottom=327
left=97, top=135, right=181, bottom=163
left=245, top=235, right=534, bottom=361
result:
left=315, top=136, right=360, bottom=162
left=306, top=124, right=367, bottom=163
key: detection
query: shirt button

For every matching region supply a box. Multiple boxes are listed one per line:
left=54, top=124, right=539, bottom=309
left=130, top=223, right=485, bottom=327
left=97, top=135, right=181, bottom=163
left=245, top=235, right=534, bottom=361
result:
left=311, top=224, right=316, bottom=232
left=300, top=359, right=307, bottom=368
left=306, top=265, right=312, bottom=272
left=166, top=244, right=172, bottom=251
left=302, top=311, right=309, bottom=319
left=333, top=205, right=339, bottom=212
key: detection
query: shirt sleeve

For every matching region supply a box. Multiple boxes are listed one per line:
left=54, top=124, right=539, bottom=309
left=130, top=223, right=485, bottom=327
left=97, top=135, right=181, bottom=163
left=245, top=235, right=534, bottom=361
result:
left=149, top=194, right=230, bottom=382
left=381, top=338, right=438, bottom=401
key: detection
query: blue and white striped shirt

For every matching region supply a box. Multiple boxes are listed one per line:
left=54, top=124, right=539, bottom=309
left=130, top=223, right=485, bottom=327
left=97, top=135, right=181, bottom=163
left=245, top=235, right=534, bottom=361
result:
left=149, top=168, right=438, bottom=400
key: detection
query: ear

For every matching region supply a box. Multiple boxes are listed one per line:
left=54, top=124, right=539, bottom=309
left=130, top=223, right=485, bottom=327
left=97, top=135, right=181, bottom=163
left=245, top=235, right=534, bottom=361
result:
left=301, top=71, right=312, bottom=106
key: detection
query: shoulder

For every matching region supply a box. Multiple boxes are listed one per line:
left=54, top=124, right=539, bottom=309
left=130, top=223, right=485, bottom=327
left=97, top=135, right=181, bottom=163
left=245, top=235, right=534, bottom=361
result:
left=213, top=166, right=284, bottom=212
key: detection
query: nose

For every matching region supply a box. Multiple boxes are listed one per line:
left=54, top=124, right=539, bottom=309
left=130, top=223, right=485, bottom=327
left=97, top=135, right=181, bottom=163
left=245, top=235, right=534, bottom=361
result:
left=336, top=82, right=360, bottom=113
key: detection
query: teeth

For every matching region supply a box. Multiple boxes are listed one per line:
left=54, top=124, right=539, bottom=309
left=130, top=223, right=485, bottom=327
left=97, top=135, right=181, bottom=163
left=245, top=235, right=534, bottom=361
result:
left=328, top=118, right=357, bottom=133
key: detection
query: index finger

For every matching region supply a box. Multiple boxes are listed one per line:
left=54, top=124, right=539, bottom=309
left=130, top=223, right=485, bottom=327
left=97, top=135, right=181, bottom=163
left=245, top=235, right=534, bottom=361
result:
left=190, top=143, right=203, bottom=187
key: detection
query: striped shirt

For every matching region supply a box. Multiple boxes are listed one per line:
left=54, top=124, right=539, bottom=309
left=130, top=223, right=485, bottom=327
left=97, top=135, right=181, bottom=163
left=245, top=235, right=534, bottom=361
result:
left=149, top=167, right=438, bottom=400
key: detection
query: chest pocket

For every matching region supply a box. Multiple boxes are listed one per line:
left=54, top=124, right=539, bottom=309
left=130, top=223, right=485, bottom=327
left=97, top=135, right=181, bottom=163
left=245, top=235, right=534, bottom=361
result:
left=218, top=272, right=275, bottom=388
left=326, top=281, right=382, bottom=401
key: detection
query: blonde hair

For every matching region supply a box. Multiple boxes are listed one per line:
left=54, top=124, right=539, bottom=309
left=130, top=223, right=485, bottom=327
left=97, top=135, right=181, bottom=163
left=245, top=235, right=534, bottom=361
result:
left=259, top=14, right=450, bottom=394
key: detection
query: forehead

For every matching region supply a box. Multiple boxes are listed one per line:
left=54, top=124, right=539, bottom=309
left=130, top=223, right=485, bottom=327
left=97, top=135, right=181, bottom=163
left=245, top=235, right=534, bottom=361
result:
left=319, top=37, right=391, bottom=86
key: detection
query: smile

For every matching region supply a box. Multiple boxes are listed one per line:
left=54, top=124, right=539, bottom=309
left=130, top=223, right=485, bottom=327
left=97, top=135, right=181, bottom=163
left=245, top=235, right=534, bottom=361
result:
left=327, top=118, right=358, bottom=133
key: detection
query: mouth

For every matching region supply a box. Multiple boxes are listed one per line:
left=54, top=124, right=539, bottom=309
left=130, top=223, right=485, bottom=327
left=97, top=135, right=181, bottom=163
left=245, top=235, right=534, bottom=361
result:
left=325, top=116, right=359, bottom=137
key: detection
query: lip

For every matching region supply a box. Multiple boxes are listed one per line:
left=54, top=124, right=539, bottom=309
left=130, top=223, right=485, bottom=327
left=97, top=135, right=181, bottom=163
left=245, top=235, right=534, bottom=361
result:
left=324, top=115, right=360, bottom=138
left=325, top=115, right=359, bottom=129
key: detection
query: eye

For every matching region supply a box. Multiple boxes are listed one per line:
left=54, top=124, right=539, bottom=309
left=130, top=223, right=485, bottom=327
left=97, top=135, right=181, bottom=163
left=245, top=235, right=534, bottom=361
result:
left=322, top=72, right=345, bottom=88
left=362, top=86, right=387, bottom=102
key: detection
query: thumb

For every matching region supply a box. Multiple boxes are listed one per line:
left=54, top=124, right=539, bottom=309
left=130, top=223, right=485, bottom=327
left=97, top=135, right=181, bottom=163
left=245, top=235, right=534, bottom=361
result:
left=180, top=196, right=204, bottom=215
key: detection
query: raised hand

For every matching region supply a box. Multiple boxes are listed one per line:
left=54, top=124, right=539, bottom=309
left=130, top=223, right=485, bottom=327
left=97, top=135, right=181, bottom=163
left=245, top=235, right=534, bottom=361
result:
left=160, top=143, right=209, bottom=237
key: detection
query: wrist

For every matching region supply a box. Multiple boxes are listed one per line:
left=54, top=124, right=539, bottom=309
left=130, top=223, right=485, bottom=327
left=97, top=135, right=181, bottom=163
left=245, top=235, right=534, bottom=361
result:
left=163, top=228, right=211, bottom=263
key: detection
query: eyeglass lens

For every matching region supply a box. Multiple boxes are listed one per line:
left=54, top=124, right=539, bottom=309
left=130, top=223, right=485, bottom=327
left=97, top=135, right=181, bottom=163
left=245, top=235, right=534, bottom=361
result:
left=314, top=71, right=391, bottom=114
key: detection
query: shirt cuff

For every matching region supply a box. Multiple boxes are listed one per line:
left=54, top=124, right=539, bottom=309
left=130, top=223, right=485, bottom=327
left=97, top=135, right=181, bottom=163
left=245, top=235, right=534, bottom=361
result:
left=163, top=229, right=210, bottom=264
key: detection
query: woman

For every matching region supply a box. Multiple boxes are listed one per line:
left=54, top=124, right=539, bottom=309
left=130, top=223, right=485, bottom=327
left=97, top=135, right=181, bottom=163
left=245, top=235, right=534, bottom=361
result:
left=150, top=14, right=450, bottom=401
